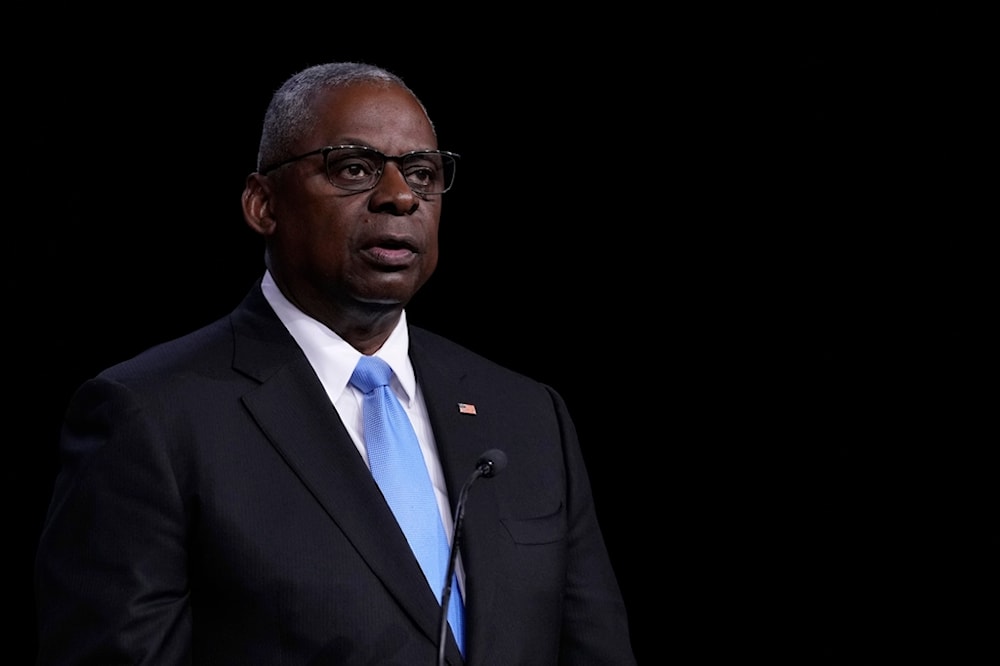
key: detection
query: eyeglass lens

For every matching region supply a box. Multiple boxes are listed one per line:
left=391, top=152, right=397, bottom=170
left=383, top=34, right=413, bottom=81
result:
left=325, top=147, right=456, bottom=194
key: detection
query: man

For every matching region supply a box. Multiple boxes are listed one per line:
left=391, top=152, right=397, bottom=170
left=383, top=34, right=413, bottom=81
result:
left=35, top=62, right=636, bottom=664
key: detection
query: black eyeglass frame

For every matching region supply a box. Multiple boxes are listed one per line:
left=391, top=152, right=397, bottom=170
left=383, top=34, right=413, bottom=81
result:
left=258, top=144, right=461, bottom=195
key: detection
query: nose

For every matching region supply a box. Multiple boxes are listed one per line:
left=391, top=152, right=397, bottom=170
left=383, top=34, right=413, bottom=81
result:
left=369, top=162, right=419, bottom=215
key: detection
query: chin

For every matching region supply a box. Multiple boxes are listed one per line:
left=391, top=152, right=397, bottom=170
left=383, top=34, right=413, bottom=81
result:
left=370, top=273, right=428, bottom=301
left=353, top=286, right=414, bottom=308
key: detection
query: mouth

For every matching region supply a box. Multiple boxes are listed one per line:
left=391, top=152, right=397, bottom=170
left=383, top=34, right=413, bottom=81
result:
left=361, top=236, right=420, bottom=269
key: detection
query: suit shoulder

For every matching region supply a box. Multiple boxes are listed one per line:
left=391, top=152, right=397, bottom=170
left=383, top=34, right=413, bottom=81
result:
left=99, top=315, right=235, bottom=382
left=408, top=325, right=541, bottom=385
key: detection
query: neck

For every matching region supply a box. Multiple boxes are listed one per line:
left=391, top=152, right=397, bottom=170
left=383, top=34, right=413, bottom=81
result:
left=301, top=295, right=404, bottom=355
left=267, top=267, right=406, bottom=355
left=333, top=308, right=403, bottom=355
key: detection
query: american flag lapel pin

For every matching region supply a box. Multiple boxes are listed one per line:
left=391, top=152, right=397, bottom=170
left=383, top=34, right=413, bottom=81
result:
left=457, top=403, right=477, bottom=415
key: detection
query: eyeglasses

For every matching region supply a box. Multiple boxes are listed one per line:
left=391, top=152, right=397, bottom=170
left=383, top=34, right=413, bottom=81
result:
left=259, top=145, right=460, bottom=195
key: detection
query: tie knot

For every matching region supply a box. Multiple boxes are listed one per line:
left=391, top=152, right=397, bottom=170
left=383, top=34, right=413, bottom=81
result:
left=350, top=355, right=394, bottom=394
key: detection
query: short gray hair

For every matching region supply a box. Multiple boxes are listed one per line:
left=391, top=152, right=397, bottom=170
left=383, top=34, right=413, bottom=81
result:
left=255, top=62, right=432, bottom=172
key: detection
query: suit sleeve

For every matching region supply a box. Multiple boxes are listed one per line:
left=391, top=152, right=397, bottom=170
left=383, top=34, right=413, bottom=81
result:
left=548, top=386, right=638, bottom=664
left=35, top=377, right=193, bottom=665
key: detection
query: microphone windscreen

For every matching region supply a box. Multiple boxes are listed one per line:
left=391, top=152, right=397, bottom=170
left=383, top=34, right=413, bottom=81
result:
left=477, top=449, right=507, bottom=477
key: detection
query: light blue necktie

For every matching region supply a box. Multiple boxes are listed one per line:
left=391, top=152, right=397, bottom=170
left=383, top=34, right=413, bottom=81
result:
left=350, top=355, right=465, bottom=655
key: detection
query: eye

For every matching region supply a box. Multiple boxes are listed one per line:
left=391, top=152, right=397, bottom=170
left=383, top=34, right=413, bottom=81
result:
left=402, top=154, right=443, bottom=190
left=326, top=149, right=380, bottom=186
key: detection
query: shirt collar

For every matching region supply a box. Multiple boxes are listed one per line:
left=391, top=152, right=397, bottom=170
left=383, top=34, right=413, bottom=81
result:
left=260, top=270, right=415, bottom=405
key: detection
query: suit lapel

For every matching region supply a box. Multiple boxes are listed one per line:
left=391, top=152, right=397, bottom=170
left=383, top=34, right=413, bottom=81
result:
left=229, top=286, right=446, bottom=650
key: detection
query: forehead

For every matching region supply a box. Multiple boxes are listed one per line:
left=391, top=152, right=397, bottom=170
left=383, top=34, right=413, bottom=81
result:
left=308, top=82, right=437, bottom=152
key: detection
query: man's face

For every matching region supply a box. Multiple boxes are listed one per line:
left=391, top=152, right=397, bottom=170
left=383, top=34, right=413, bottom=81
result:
left=265, top=82, right=442, bottom=312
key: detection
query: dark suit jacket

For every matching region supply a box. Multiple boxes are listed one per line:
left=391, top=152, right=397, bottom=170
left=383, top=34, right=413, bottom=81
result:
left=35, top=281, right=636, bottom=665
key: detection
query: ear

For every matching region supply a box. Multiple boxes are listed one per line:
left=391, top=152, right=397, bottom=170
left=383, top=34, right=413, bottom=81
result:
left=242, top=173, right=277, bottom=236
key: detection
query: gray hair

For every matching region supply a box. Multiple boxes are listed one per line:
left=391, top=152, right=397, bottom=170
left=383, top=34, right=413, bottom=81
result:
left=255, top=62, right=432, bottom=172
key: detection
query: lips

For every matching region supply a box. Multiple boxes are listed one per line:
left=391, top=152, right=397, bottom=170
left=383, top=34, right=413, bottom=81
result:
left=361, top=236, right=420, bottom=269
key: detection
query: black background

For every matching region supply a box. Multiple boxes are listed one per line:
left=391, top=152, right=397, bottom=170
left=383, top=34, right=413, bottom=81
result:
left=13, top=11, right=995, bottom=664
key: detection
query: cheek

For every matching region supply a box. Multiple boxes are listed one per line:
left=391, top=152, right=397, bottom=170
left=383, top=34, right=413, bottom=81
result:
left=272, top=209, right=357, bottom=273
left=421, top=218, right=441, bottom=263
left=283, top=217, right=345, bottom=251
left=288, top=198, right=359, bottom=245
left=424, top=239, right=439, bottom=270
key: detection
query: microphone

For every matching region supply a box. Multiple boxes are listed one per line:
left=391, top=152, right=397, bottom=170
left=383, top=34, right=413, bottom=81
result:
left=437, top=449, right=507, bottom=666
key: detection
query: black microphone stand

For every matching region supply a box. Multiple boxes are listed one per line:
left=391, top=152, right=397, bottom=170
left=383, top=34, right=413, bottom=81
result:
left=437, top=451, right=506, bottom=666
